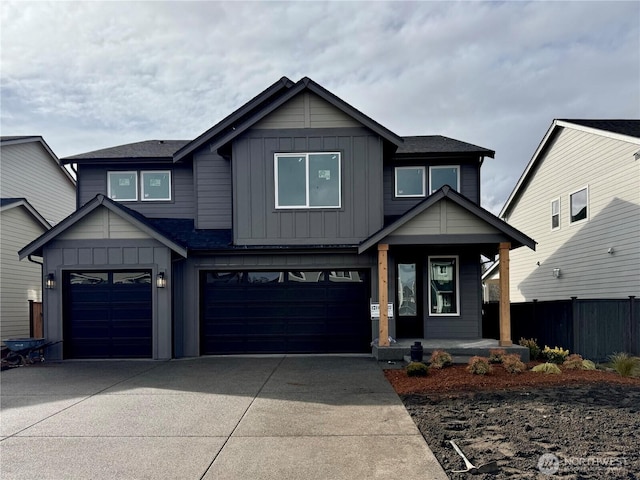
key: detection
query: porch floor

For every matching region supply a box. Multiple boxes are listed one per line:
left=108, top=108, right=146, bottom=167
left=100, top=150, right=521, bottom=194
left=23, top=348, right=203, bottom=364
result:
left=372, top=338, right=530, bottom=363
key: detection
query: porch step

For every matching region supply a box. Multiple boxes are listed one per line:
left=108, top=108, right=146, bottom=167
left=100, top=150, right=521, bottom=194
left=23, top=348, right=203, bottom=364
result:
left=373, top=339, right=530, bottom=363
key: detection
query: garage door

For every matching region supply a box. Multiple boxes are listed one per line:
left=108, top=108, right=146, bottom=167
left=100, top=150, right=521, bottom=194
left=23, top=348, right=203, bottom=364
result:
left=201, top=270, right=370, bottom=354
left=64, top=271, right=152, bottom=358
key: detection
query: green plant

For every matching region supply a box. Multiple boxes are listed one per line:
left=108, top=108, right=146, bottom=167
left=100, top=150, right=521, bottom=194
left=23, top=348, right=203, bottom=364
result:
left=542, top=345, right=569, bottom=364
left=488, top=349, right=507, bottom=364
left=608, top=352, right=640, bottom=377
left=563, top=354, right=584, bottom=370
left=531, top=362, right=562, bottom=374
left=502, top=353, right=526, bottom=373
left=582, top=359, right=596, bottom=370
left=518, top=337, right=541, bottom=360
left=467, top=356, right=492, bottom=375
left=429, top=350, right=452, bottom=369
left=406, top=361, right=429, bottom=377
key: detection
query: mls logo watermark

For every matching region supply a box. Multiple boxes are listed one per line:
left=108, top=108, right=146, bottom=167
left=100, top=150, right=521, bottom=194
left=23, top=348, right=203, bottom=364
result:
left=537, top=453, right=629, bottom=476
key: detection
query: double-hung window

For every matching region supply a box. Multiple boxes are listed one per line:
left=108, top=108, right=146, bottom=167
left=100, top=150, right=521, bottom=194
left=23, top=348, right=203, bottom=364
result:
left=428, top=256, right=459, bottom=316
left=569, top=187, right=588, bottom=224
left=429, top=166, right=459, bottom=194
left=551, top=198, right=560, bottom=230
left=395, top=167, right=426, bottom=197
left=275, top=152, right=341, bottom=208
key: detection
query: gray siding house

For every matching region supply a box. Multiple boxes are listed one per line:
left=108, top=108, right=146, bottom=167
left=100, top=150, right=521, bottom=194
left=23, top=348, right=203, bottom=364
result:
left=20, top=77, right=534, bottom=360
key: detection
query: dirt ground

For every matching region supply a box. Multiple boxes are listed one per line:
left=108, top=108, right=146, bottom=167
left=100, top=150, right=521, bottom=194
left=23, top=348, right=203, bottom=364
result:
left=385, top=365, right=640, bottom=479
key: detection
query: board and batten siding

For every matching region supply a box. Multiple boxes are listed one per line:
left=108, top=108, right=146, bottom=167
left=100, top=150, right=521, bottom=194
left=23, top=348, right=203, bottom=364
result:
left=506, top=127, right=640, bottom=302
left=383, top=162, right=480, bottom=217
left=0, top=207, right=47, bottom=339
left=77, top=164, right=195, bottom=219
left=194, top=150, right=232, bottom=229
left=232, top=128, right=384, bottom=245
left=0, top=141, right=75, bottom=224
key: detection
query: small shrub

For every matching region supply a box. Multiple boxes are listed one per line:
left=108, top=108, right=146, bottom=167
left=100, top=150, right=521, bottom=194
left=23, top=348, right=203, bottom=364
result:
left=542, top=345, right=569, bottom=364
left=502, top=353, right=526, bottom=373
left=531, top=362, right=562, bottom=374
left=563, top=354, right=584, bottom=370
left=488, top=349, right=507, bottom=364
left=609, top=352, right=640, bottom=378
left=429, top=350, right=453, bottom=369
left=406, top=361, right=429, bottom=377
left=519, top=337, right=541, bottom=360
left=582, top=359, right=596, bottom=370
left=467, top=356, right=492, bottom=375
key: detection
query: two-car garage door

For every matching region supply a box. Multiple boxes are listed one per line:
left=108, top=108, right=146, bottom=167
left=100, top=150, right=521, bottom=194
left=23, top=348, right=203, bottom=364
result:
left=201, top=270, right=371, bottom=354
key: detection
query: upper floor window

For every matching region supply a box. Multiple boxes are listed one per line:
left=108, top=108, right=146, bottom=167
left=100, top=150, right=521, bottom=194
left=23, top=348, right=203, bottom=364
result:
left=275, top=152, right=341, bottom=209
left=141, top=171, right=171, bottom=201
left=570, top=186, right=588, bottom=224
left=108, top=170, right=172, bottom=202
left=108, top=171, right=138, bottom=201
left=395, top=167, right=425, bottom=197
left=429, top=166, right=459, bottom=194
left=551, top=198, right=560, bottom=230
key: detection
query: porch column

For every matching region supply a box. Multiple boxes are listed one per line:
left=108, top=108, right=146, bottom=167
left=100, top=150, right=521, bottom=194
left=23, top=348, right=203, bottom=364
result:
left=499, top=242, right=512, bottom=346
left=378, top=244, right=389, bottom=347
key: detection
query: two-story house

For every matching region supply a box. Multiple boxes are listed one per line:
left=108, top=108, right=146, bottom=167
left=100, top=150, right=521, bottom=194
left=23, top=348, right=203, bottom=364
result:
left=1, top=136, right=76, bottom=341
left=499, top=119, right=640, bottom=302
left=20, top=77, right=534, bottom=360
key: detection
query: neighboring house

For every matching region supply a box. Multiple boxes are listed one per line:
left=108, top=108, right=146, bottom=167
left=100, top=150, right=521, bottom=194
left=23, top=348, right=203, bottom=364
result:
left=481, top=260, right=500, bottom=303
left=499, top=119, right=640, bottom=302
left=20, top=77, right=534, bottom=360
left=1, top=136, right=76, bottom=340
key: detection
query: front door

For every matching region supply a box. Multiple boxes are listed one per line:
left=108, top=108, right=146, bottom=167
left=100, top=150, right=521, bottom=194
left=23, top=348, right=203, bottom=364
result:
left=396, top=261, right=423, bottom=338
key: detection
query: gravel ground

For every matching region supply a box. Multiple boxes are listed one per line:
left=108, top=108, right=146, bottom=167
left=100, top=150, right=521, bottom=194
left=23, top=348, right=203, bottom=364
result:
left=401, top=385, right=640, bottom=479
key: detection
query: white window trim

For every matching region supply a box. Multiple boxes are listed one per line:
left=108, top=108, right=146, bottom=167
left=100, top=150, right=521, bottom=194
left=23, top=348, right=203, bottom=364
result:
left=551, top=197, right=561, bottom=231
left=428, top=255, right=460, bottom=317
left=429, top=165, right=460, bottom=194
left=141, top=170, right=172, bottom=202
left=394, top=166, right=426, bottom=198
left=107, top=171, right=138, bottom=202
left=274, top=152, right=341, bottom=209
left=569, top=185, right=589, bottom=225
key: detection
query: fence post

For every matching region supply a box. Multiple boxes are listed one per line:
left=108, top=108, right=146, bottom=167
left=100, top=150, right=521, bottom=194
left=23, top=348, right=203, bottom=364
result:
left=630, top=296, right=637, bottom=355
left=571, top=297, right=579, bottom=355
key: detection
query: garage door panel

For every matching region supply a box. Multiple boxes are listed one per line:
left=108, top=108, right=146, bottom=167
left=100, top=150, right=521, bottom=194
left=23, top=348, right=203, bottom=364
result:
left=201, top=270, right=370, bottom=355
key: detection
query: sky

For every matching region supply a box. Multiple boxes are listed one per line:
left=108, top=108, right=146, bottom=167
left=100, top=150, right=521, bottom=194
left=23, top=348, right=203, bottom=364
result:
left=1, top=1, right=639, bottom=214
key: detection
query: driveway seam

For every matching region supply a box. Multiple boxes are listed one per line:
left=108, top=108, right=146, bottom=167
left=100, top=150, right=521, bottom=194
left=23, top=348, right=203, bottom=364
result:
left=198, top=355, right=286, bottom=480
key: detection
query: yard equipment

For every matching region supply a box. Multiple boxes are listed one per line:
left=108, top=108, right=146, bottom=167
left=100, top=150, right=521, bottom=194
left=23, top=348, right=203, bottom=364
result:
left=2, top=338, right=58, bottom=367
left=449, top=440, right=499, bottom=474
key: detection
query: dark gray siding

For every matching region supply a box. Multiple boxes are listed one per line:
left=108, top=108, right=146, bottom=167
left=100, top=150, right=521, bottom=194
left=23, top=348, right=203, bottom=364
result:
left=232, top=128, right=384, bottom=245
left=194, top=151, right=232, bottom=229
left=383, top=161, right=480, bottom=217
left=77, top=164, right=195, bottom=219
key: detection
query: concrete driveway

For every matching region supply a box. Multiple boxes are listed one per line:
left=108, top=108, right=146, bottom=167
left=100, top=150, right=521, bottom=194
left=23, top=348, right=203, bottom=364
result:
left=1, top=356, right=447, bottom=479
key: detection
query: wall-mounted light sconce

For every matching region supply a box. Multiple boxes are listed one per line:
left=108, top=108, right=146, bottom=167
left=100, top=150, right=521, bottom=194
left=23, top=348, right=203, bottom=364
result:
left=45, top=273, right=56, bottom=289
left=552, top=268, right=561, bottom=279
left=156, top=272, right=166, bottom=288
left=607, top=247, right=615, bottom=255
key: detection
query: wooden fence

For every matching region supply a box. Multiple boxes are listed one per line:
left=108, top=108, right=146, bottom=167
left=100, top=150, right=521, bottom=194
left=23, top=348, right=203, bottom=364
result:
left=29, top=300, right=43, bottom=338
left=483, top=297, right=639, bottom=361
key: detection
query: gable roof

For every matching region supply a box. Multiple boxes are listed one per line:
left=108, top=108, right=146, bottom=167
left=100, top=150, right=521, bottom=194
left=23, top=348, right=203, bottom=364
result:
left=396, top=135, right=495, bottom=158
left=18, top=194, right=187, bottom=259
left=1, top=197, right=51, bottom=230
left=500, top=119, right=640, bottom=218
left=358, top=185, right=536, bottom=253
left=174, top=76, right=403, bottom=161
left=0, top=136, right=76, bottom=186
left=62, top=140, right=189, bottom=163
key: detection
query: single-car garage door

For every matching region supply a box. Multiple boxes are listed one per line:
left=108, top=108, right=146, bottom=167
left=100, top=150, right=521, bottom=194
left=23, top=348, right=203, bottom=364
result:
left=201, top=270, right=370, bottom=354
left=63, top=271, right=152, bottom=359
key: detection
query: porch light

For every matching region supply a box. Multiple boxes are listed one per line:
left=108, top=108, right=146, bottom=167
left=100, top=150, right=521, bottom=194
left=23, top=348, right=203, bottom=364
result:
left=156, top=272, right=166, bottom=288
left=45, top=273, right=56, bottom=289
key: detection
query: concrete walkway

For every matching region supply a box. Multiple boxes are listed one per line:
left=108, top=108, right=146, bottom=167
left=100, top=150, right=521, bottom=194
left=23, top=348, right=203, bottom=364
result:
left=0, top=356, right=447, bottom=480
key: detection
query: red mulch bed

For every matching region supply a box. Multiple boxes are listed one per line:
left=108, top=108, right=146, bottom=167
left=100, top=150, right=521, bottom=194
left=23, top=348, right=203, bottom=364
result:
left=385, top=363, right=640, bottom=396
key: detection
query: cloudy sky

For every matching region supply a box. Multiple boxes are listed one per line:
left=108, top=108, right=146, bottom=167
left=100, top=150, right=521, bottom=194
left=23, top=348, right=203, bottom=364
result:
left=1, top=1, right=638, bottom=213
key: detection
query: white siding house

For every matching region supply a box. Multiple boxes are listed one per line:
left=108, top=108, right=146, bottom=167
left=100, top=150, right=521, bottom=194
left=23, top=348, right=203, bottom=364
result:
left=500, top=120, right=640, bottom=302
left=0, top=137, right=76, bottom=340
